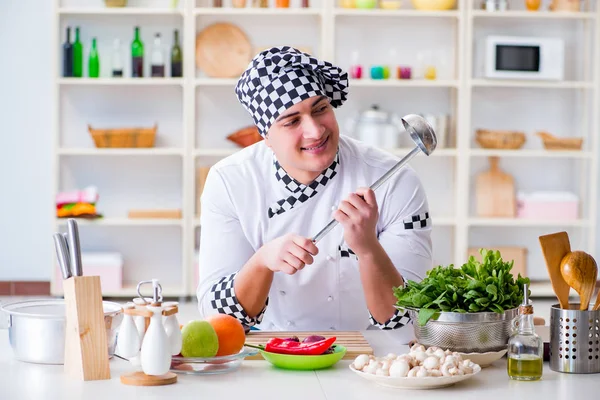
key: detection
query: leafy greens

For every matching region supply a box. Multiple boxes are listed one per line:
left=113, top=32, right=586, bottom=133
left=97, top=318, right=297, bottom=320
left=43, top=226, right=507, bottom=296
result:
left=394, top=249, right=530, bottom=326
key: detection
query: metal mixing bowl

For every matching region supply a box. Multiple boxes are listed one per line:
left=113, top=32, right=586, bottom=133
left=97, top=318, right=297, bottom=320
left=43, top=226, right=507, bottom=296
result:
left=404, top=307, right=518, bottom=353
left=1, top=299, right=123, bottom=364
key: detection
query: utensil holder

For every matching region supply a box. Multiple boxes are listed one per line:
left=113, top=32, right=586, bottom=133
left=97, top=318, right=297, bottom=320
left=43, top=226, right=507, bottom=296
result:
left=63, top=276, right=111, bottom=381
left=550, top=304, right=600, bottom=374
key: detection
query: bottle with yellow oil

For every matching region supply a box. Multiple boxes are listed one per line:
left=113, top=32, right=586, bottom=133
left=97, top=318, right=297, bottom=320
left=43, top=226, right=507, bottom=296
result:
left=507, top=283, right=543, bottom=381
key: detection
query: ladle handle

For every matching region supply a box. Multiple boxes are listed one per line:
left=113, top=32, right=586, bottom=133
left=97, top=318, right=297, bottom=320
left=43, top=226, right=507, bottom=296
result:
left=311, top=146, right=421, bottom=244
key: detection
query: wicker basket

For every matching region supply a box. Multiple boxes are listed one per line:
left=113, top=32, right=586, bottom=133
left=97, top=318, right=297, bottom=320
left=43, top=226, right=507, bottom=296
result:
left=536, top=131, right=583, bottom=150
left=104, top=0, right=127, bottom=7
left=227, top=126, right=263, bottom=148
left=88, top=124, right=157, bottom=148
left=475, top=129, right=526, bottom=150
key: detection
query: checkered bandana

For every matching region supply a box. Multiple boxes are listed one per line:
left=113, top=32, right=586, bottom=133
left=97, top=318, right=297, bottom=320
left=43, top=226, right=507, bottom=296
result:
left=268, top=152, right=339, bottom=219
left=234, top=46, right=349, bottom=136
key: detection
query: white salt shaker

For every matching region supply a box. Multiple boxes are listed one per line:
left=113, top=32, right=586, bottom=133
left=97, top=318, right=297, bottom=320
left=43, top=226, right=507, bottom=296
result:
left=162, top=301, right=182, bottom=356
left=116, top=302, right=141, bottom=359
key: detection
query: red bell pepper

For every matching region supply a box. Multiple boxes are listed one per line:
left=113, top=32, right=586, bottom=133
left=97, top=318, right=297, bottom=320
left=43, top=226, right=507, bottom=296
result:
left=265, top=336, right=336, bottom=355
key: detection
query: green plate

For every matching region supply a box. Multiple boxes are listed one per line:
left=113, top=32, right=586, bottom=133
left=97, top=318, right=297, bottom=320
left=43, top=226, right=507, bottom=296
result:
left=259, top=345, right=347, bottom=371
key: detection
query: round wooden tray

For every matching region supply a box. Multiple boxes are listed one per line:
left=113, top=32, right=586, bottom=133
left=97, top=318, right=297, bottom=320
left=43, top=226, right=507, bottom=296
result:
left=195, top=22, right=253, bottom=78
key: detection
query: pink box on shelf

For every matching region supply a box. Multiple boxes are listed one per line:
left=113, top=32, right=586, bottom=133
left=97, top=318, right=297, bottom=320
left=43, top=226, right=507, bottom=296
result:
left=516, top=191, right=579, bottom=220
left=55, top=252, right=123, bottom=292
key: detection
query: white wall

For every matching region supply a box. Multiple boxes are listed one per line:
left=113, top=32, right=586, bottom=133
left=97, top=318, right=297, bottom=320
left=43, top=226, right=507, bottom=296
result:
left=0, top=1, right=599, bottom=281
left=0, top=0, right=54, bottom=280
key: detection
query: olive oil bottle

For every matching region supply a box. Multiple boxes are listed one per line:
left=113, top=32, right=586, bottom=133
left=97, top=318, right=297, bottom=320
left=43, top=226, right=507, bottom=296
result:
left=507, top=283, right=543, bottom=381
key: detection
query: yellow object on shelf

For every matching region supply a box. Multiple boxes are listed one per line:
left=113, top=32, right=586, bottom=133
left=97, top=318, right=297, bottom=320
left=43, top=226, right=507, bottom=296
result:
left=410, top=0, right=456, bottom=10
left=339, top=0, right=356, bottom=8
left=380, top=0, right=402, bottom=9
left=104, top=0, right=127, bottom=7
left=424, top=66, right=437, bottom=80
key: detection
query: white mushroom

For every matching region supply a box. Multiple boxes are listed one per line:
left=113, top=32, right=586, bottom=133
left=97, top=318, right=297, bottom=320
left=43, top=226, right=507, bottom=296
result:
left=422, top=355, right=441, bottom=370
left=385, top=352, right=397, bottom=360
left=380, top=360, right=391, bottom=372
left=389, top=360, right=410, bottom=378
left=395, top=354, right=414, bottom=367
left=444, top=355, right=459, bottom=367
left=407, top=366, right=421, bottom=378
left=364, top=363, right=378, bottom=375
left=375, top=367, right=389, bottom=376
left=441, top=363, right=453, bottom=377
left=429, top=369, right=443, bottom=377
left=412, top=350, right=428, bottom=364
left=410, top=343, right=426, bottom=353
left=449, top=366, right=464, bottom=376
left=433, top=348, right=446, bottom=361
left=352, top=354, right=370, bottom=371
left=416, top=367, right=430, bottom=378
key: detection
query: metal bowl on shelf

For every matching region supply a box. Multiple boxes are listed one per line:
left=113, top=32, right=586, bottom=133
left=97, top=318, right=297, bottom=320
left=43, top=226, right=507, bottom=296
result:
left=402, top=307, right=518, bottom=353
left=1, top=299, right=123, bottom=365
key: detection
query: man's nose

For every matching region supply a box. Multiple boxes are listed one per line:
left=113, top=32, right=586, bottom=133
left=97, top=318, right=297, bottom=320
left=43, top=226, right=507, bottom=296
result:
left=303, top=117, right=325, bottom=139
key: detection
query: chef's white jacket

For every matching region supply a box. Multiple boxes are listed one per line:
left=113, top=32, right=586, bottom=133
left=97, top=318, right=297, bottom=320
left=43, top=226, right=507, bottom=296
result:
left=196, top=135, right=432, bottom=340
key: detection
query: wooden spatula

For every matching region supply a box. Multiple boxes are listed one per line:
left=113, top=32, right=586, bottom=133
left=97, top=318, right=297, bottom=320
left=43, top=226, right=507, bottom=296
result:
left=539, top=232, right=571, bottom=309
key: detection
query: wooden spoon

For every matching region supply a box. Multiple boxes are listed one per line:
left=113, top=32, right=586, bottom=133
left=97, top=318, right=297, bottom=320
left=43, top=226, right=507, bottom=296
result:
left=539, top=232, right=572, bottom=309
left=593, top=289, right=600, bottom=311
left=560, top=251, right=598, bottom=311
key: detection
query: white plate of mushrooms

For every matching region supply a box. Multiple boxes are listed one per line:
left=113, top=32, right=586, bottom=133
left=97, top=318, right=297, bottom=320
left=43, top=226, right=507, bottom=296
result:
left=349, top=343, right=481, bottom=390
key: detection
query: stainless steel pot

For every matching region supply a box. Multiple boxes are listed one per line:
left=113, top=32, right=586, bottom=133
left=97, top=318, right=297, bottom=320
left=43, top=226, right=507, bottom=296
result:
left=1, top=299, right=123, bottom=365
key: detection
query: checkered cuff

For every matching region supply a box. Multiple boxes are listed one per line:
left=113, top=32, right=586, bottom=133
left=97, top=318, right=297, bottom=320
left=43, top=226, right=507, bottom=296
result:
left=369, top=308, right=411, bottom=330
left=338, top=245, right=358, bottom=260
left=210, top=272, right=268, bottom=327
left=403, top=212, right=430, bottom=229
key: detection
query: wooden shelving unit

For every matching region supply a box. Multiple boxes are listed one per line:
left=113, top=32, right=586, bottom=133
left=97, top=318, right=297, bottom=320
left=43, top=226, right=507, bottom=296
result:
left=51, top=0, right=599, bottom=299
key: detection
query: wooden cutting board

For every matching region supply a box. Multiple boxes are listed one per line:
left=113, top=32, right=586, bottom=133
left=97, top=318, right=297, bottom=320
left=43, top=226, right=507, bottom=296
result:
left=244, top=331, right=373, bottom=360
left=476, top=156, right=516, bottom=217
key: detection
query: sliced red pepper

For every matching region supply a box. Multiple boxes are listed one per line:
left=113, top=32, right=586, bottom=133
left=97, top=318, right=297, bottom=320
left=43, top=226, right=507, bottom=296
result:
left=265, top=336, right=336, bottom=355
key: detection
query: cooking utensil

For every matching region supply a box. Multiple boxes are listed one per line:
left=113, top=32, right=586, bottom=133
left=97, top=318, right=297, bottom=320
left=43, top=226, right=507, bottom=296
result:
left=67, top=218, right=83, bottom=276
left=0, top=299, right=123, bottom=364
left=312, top=114, right=436, bottom=243
left=539, top=232, right=571, bottom=309
left=195, top=22, right=253, bottom=78
left=475, top=156, right=516, bottom=217
left=402, top=307, right=518, bottom=353
left=560, top=251, right=598, bottom=310
left=592, top=289, right=600, bottom=311
left=52, top=233, right=71, bottom=280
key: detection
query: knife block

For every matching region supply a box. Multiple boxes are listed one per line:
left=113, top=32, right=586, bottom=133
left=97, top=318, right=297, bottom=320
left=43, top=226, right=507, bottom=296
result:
left=63, top=275, right=111, bottom=381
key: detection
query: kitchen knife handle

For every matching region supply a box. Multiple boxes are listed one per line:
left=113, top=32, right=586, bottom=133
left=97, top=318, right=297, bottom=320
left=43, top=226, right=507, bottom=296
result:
left=67, top=219, right=83, bottom=276
left=53, top=233, right=72, bottom=280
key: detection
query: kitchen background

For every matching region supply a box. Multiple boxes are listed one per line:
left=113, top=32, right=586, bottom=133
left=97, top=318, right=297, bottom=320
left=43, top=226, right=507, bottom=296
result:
left=0, top=0, right=598, bottom=304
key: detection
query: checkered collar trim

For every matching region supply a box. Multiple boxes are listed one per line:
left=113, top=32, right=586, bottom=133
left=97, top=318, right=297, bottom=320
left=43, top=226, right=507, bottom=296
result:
left=235, top=46, right=349, bottom=137
left=268, top=152, right=340, bottom=219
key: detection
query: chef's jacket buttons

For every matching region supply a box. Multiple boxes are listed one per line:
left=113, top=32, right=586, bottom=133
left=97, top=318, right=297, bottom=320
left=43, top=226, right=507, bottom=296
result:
left=329, top=326, right=336, bottom=331
left=331, top=205, right=337, bottom=211
left=279, top=290, right=286, bottom=296
left=286, top=320, right=295, bottom=327
left=327, top=296, right=333, bottom=302
left=326, top=255, right=335, bottom=262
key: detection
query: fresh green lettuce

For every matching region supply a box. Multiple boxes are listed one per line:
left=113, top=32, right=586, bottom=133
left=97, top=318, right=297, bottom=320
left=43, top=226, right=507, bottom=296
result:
left=394, top=249, right=530, bottom=326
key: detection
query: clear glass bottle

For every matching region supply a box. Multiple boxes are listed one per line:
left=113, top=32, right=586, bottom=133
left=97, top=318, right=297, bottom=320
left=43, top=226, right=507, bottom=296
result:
left=507, top=283, right=543, bottom=381
left=111, top=38, right=123, bottom=78
left=150, top=33, right=165, bottom=78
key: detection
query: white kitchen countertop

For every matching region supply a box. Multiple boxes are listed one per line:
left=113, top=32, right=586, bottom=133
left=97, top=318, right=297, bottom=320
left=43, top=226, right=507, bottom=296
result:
left=2, top=328, right=600, bottom=400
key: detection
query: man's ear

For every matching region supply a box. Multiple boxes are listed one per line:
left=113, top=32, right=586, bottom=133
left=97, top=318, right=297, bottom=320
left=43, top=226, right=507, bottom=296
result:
left=263, top=133, right=272, bottom=149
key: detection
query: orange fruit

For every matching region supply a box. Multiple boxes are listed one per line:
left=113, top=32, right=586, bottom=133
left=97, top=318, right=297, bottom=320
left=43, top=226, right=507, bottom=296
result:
left=205, top=314, right=246, bottom=356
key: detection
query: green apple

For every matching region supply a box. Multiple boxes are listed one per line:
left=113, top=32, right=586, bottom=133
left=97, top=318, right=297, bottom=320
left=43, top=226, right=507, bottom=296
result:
left=181, top=320, right=219, bottom=358
left=355, top=0, right=377, bottom=8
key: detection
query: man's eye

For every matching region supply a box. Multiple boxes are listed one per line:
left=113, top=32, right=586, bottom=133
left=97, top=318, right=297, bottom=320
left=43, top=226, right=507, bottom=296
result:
left=284, top=119, right=300, bottom=127
left=314, top=105, right=328, bottom=114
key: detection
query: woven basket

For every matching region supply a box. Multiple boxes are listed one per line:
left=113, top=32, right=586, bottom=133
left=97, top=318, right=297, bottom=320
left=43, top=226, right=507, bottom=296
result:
left=104, top=0, right=127, bottom=7
left=88, top=124, right=157, bottom=148
left=537, top=131, right=583, bottom=150
left=475, top=129, right=526, bottom=150
left=227, top=126, right=262, bottom=148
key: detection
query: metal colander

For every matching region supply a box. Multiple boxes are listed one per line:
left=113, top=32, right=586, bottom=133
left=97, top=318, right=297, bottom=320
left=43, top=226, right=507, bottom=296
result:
left=405, top=307, right=518, bottom=353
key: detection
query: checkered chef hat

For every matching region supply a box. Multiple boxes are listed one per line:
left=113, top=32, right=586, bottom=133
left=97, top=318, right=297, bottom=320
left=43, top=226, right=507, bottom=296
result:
left=234, top=46, right=349, bottom=137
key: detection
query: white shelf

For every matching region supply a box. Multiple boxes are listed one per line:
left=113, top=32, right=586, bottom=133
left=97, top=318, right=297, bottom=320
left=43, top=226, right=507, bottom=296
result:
left=58, top=148, right=184, bottom=156
left=195, top=148, right=238, bottom=157
left=467, top=218, right=590, bottom=227
left=193, top=7, right=321, bottom=16
left=469, top=149, right=592, bottom=158
left=471, top=10, right=595, bottom=20
left=470, top=79, right=594, bottom=89
left=529, top=282, right=580, bottom=299
left=58, top=78, right=184, bottom=86
left=55, top=218, right=184, bottom=227
left=195, top=78, right=237, bottom=87
left=334, top=9, right=460, bottom=18
left=101, top=284, right=185, bottom=298
left=350, top=79, right=459, bottom=88
left=58, top=7, right=183, bottom=15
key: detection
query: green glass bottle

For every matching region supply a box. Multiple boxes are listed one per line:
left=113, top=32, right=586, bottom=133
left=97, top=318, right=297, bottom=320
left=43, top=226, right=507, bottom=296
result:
left=88, top=38, right=100, bottom=78
left=170, top=29, right=182, bottom=78
left=131, top=26, right=144, bottom=78
left=72, top=27, right=83, bottom=78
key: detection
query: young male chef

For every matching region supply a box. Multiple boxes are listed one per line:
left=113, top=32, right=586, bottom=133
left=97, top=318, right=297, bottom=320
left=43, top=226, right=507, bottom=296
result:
left=196, top=46, right=432, bottom=340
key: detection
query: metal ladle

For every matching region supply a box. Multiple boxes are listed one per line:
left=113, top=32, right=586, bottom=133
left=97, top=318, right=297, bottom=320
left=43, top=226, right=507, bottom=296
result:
left=311, top=114, right=437, bottom=243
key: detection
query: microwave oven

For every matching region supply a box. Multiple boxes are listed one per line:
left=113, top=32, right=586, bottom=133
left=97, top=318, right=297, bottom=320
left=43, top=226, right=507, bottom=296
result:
left=484, top=36, right=565, bottom=80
